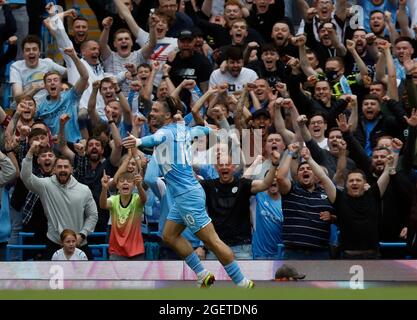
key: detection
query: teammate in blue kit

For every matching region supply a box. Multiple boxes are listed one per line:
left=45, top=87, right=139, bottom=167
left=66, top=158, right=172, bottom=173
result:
left=123, top=97, right=254, bottom=288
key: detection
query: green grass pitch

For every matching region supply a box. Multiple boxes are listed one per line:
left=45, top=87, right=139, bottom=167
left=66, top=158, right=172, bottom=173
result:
left=1, top=287, right=417, bottom=300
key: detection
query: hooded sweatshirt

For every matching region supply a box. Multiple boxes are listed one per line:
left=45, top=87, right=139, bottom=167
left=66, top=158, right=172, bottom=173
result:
left=0, top=154, right=16, bottom=200
left=21, top=157, right=98, bottom=245
left=0, top=154, right=16, bottom=243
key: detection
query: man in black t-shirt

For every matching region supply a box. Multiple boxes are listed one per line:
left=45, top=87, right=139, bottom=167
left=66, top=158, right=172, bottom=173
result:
left=169, top=29, right=213, bottom=93
left=344, top=29, right=376, bottom=78
left=332, top=170, right=382, bottom=258
left=320, top=150, right=399, bottom=259
left=200, top=146, right=280, bottom=259
left=69, top=17, right=89, bottom=55
left=246, top=44, right=286, bottom=88
left=271, top=21, right=298, bottom=62
left=246, top=0, right=287, bottom=43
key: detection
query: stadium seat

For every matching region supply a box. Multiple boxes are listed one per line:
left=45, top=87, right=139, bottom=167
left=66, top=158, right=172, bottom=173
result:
left=144, top=241, right=160, bottom=260
left=89, top=244, right=109, bottom=261
left=277, top=243, right=284, bottom=259
left=18, top=232, right=35, bottom=244
left=379, top=242, right=407, bottom=248
left=5, top=244, right=46, bottom=261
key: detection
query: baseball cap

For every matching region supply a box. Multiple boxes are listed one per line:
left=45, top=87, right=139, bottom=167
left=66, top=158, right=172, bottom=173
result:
left=252, top=108, right=271, bottom=119
left=274, top=264, right=305, bottom=281
left=178, top=29, right=195, bottom=40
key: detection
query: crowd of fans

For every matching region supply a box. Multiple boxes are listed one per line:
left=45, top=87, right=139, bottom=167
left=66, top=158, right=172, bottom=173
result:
left=0, top=0, right=417, bottom=261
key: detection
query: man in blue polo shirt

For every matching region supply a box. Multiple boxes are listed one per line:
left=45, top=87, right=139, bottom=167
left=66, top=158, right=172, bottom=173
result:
left=36, top=47, right=89, bottom=143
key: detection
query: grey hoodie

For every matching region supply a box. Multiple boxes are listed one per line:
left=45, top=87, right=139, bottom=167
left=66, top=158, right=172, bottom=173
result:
left=0, top=153, right=16, bottom=207
left=21, top=157, right=98, bottom=245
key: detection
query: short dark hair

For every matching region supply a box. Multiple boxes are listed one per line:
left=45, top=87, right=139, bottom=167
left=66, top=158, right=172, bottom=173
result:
left=261, top=43, right=278, bottom=54
left=158, top=0, right=181, bottom=6
left=100, top=77, right=115, bottom=90
left=370, top=10, right=384, bottom=17
left=273, top=19, right=291, bottom=31
left=113, top=28, right=133, bottom=42
left=92, top=122, right=110, bottom=137
left=38, top=146, right=55, bottom=156
left=73, top=16, right=88, bottom=24
left=394, top=36, right=414, bottom=46
left=362, top=94, right=381, bottom=104
left=353, top=28, right=367, bottom=35
left=32, top=119, right=47, bottom=127
left=308, top=113, right=327, bottom=125
left=297, top=161, right=310, bottom=172
left=372, top=145, right=391, bottom=154
left=370, top=81, right=387, bottom=91
left=347, top=169, right=366, bottom=181
left=28, top=128, right=48, bottom=140
left=305, top=48, right=318, bottom=57
left=327, top=127, right=342, bottom=137
left=137, top=63, right=151, bottom=71
left=43, top=71, right=62, bottom=83
left=22, top=35, right=41, bottom=51
left=55, top=155, right=73, bottom=166
left=318, top=22, right=336, bottom=31
left=314, top=79, right=331, bottom=88
left=16, top=95, right=36, bottom=106
left=230, top=18, right=247, bottom=28
left=87, top=136, right=105, bottom=148
left=225, top=45, right=243, bottom=61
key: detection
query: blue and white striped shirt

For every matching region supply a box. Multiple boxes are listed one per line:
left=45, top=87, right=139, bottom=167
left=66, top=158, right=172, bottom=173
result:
left=282, top=182, right=333, bottom=249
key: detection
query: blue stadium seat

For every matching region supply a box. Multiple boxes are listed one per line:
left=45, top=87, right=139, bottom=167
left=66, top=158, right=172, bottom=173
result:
left=88, top=232, right=107, bottom=239
left=5, top=244, right=46, bottom=261
left=89, top=244, right=109, bottom=261
left=144, top=241, right=160, bottom=260
left=277, top=243, right=284, bottom=259
left=379, top=242, right=407, bottom=249
left=18, top=232, right=35, bottom=245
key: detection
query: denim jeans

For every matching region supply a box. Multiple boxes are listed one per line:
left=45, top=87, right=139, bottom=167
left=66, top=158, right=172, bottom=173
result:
left=8, top=206, right=22, bottom=261
left=206, top=244, right=253, bottom=260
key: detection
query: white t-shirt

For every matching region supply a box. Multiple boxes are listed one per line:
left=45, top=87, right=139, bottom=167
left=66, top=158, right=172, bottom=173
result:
left=103, top=50, right=146, bottom=96
left=136, top=29, right=178, bottom=86
left=297, top=12, right=345, bottom=43
left=9, top=58, right=66, bottom=105
left=317, top=138, right=329, bottom=151
left=51, top=248, right=88, bottom=261
left=209, top=67, right=258, bottom=93
left=65, top=55, right=108, bottom=120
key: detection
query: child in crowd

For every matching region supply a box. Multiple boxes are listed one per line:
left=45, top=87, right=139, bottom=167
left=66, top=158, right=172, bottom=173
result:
left=100, top=149, right=147, bottom=260
left=51, top=229, right=88, bottom=261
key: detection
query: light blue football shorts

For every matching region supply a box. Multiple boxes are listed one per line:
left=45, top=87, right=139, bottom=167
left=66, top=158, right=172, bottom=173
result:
left=167, top=185, right=212, bottom=234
